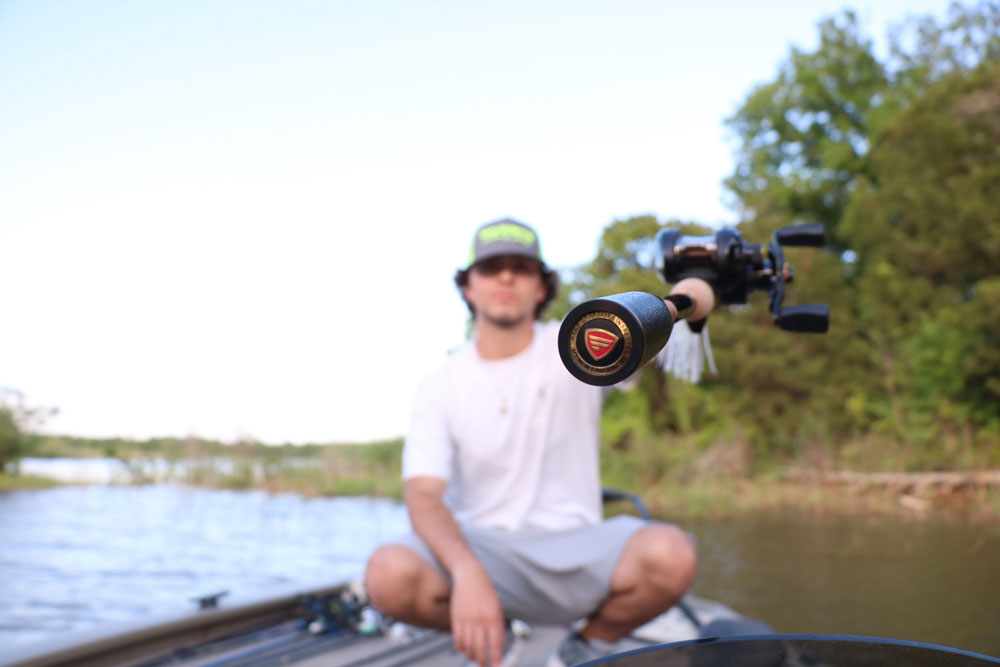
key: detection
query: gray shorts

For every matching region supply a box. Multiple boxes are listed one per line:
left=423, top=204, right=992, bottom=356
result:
left=390, top=515, right=646, bottom=625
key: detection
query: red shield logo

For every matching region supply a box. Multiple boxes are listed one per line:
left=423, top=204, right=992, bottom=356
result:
left=584, top=328, right=619, bottom=360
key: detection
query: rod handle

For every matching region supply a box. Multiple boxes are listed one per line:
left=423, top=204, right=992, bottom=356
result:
left=557, top=291, right=673, bottom=386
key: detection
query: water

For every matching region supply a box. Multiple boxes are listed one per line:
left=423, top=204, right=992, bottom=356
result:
left=0, top=485, right=410, bottom=648
left=687, top=516, right=1000, bottom=657
left=1, top=482, right=998, bottom=657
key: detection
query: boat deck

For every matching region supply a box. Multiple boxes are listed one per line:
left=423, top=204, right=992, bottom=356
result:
left=5, top=584, right=727, bottom=667
left=167, top=622, right=653, bottom=667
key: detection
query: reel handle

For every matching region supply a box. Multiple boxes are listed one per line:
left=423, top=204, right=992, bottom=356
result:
left=557, top=291, right=673, bottom=386
left=774, top=304, right=829, bottom=333
left=774, top=223, right=825, bottom=247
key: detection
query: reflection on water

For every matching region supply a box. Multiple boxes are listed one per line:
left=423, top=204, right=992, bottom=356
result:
left=0, top=485, right=409, bottom=647
left=688, top=515, right=1000, bottom=657
left=1, top=480, right=998, bottom=657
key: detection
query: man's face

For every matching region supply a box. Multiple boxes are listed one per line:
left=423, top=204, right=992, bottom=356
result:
left=464, top=255, right=546, bottom=329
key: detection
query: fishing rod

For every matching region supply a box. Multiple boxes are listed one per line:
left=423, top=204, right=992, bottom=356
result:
left=557, top=223, right=830, bottom=386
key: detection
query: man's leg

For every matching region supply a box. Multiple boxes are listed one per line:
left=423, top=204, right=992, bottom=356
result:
left=364, top=544, right=452, bottom=630
left=580, top=523, right=697, bottom=642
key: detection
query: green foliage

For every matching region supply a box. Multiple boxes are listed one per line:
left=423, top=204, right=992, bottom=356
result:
left=18, top=434, right=405, bottom=498
left=0, top=408, right=23, bottom=471
left=887, top=1, right=1000, bottom=89
left=0, top=389, right=57, bottom=471
left=21, top=433, right=373, bottom=462
left=724, top=11, right=887, bottom=238
left=572, top=2, right=1000, bottom=475
left=729, top=3, right=1000, bottom=461
left=546, top=216, right=713, bottom=323
left=901, top=277, right=1000, bottom=430
left=0, top=472, right=59, bottom=490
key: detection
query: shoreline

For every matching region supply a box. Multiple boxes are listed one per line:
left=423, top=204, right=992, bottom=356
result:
left=0, top=473, right=61, bottom=491
left=637, top=477, right=1000, bottom=523
left=6, top=468, right=998, bottom=523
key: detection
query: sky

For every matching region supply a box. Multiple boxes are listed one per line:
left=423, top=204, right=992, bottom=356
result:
left=0, top=0, right=955, bottom=445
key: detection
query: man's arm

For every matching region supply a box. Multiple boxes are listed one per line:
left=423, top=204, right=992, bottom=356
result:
left=404, top=476, right=483, bottom=576
left=405, top=477, right=505, bottom=667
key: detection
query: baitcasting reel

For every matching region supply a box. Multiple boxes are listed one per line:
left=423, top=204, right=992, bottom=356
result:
left=558, top=223, right=830, bottom=385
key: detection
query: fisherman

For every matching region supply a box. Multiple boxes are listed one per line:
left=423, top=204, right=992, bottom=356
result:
left=364, top=218, right=713, bottom=667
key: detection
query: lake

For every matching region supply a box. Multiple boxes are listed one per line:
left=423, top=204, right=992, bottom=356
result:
left=1, top=477, right=997, bottom=657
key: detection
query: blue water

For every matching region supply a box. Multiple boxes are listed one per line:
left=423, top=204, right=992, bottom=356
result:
left=2, top=477, right=998, bottom=657
left=0, top=485, right=409, bottom=648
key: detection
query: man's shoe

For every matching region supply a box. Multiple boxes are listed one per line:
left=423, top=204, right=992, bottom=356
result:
left=545, top=632, right=616, bottom=667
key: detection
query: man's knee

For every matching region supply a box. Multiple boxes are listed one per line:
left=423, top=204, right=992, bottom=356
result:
left=632, top=524, right=697, bottom=596
left=364, top=545, right=428, bottom=613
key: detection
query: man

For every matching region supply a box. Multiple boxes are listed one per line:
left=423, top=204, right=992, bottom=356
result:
left=365, top=218, right=711, bottom=667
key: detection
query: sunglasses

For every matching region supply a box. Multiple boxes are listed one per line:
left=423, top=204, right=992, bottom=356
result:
left=472, top=256, right=542, bottom=277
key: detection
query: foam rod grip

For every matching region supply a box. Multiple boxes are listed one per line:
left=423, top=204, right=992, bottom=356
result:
left=558, top=291, right=674, bottom=386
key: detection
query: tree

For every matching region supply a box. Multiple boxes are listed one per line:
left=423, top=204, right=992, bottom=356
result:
left=842, top=60, right=1000, bottom=446
left=721, top=1, right=1000, bottom=456
left=565, top=2, right=1000, bottom=470
left=723, top=11, right=887, bottom=243
left=0, top=406, right=23, bottom=472
left=0, top=389, right=57, bottom=471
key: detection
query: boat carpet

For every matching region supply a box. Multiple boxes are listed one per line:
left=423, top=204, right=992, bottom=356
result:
left=164, top=624, right=655, bottom=667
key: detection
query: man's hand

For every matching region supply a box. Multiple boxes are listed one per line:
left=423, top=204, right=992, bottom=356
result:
left=405, top=478, right=506, bottom=666
left=450, top=559, right=506, bottom=667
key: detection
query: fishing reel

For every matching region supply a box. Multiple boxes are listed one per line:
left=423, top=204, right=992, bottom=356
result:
left=558, top=223, right=830, bottom=385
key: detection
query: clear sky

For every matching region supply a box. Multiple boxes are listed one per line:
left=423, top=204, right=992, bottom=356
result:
left=1, top=0, right=954, bottom=444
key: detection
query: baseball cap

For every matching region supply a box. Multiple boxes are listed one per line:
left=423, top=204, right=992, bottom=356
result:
left=466, top=218, right=545, bottom=268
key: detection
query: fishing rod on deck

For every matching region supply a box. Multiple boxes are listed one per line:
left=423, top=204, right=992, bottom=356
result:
left=557, top=223, right=830, bottom=386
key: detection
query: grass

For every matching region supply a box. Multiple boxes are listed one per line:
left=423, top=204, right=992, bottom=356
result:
left=0, top=472, right=60, bottom=491
left=176, top=440, right=407, bottom=500
left=599, top=430, right=1000, bottom=522
left=11, top=432, right=1000, bottom=522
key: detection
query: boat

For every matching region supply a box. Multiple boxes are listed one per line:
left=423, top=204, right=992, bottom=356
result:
left=5, top=578, right=998, bottom=667
left=0, top=576, right=759, bottom=667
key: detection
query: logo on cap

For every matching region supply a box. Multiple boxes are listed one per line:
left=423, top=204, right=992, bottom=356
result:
left=584, top=329, right=618, bottom=360
left=477, top=222, right=536, bottom=247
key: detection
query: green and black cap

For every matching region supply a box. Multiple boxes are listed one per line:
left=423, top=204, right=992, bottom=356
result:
left=467, top=218, right=545, bottom=268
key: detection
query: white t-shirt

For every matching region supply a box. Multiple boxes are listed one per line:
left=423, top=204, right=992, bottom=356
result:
left=403, top=321, right=609, bottom=532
